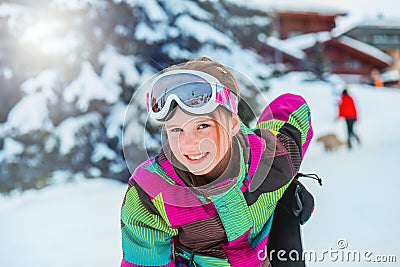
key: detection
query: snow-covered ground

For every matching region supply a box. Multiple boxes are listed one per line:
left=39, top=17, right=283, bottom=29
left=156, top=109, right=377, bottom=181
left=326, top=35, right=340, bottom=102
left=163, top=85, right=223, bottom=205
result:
left=0, top=178, right=126, bottom=267
left=1, top=73, right=399, bottom=267
left=268, top=73, right=400, bottom=266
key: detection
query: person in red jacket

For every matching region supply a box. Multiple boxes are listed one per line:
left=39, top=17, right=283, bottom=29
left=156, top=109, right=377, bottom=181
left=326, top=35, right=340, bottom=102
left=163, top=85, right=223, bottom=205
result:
left=338, top=88, right=360, bottom=149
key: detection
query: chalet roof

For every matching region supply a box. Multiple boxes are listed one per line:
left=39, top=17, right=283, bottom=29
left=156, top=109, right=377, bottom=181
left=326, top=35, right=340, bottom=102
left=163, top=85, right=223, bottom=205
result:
left=381, top=69, right=399, bottom=83
left=337, top=35, right=393, bottom=65
left=281, top=31, right=332, bottom=50
left=353, top=17, right=400, bottom=29
left=334, top=16, right=400, bottom=37
left=269, top=31, right=393, bottom=66
left=258, top=34, right=306, bottom=59
left=226, top=0, right=347, bottom=15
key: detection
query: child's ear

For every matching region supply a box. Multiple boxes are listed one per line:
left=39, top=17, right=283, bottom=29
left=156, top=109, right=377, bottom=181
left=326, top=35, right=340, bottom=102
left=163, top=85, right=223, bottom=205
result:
left=231, top=114, right=241, bottom=136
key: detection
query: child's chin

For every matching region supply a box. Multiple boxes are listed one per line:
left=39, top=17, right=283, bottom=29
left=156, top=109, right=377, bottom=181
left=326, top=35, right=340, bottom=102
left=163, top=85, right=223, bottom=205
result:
left=189, top=165, right=215, bottom=176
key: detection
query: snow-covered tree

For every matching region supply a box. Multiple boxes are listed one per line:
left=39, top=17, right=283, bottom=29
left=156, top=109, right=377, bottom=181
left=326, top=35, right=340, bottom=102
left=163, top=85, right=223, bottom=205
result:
left=0, top=0, right=273, bottom=192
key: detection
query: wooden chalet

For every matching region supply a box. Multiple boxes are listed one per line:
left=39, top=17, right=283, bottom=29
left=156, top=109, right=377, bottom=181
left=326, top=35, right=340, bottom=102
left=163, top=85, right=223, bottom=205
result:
left=257, top=6, right=397, bottom=83
left=303, top=35, right=393, bottom=76
left=274, top=10, right=346, bottom=39
left=341, top=17, right=400, bottom=84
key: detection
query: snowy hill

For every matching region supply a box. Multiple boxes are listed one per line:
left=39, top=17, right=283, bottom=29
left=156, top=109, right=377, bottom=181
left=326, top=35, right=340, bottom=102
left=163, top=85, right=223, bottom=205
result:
left=268, top=73, right=400, bottom=266
left=0, top=178, right=125, bottom=267
left=1, top=75, right=399, bottom=267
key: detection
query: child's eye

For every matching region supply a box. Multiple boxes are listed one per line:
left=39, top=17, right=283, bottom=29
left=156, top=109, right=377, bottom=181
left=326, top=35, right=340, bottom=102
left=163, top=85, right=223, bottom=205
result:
left=171, top=128, right=182, bottom=133
left=198, top=123, right=210, bottom=129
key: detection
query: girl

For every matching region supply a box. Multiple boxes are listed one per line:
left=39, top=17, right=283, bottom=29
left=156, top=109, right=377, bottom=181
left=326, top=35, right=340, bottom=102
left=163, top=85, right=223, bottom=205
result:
left=120, top=57, right=313, bottom=267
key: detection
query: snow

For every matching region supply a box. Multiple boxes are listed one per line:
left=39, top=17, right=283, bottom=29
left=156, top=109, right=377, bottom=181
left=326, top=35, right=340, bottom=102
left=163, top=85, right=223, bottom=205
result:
left=51, top=0, right=107, bottom=10
left=3, top=68, right=63, bottom=135
left=381, top=69, right=400, bottom=83
left=0, top=3, right=26, bottom=18
left=114, top=0, right=168, bottom=23
left=56, top=112, right=102, bottom=155
left=338, top=36, right=393, bottom=65
left=162, top=0, right=211, bottom=20
left=226, top=0, right=347, bottom=15
left=21, top=20, right=62, bottom=42
left=91, top=143, right=117, bottom=163
left=333, top=15, right=400, bottom=39
left=123, top=106, right=144, bottom=146
left=354, top=16, right=400, bottom=29
left=175, top=14, right=233, bottom=45
left=275, top=32, right=394, bottom=66
left=63, top=61, right=120, bottom=111
left=1, top=72, right=400, bottom=266
left=0, top=178, right=126, bottom=267
left=282, top=31, right=332, bottom=51
left=266, top=72, right=400, bottom=266
left=134, top=22, right=179, bottom=44
left=88, top=167, right=102, bottom=177
left=228, top=16, right=271, bottom=27
left=114, top=24, right=129, bottom=36
left=98, top=45, right=140, bottom=88
left=0, top=138, right=24, bottom=163
left=20, top=69, right=59, bottom=102
left=20, top=20, right=80, bottom=56
left=196, top=45, right=273, bottom=97
left=258, top=34, right=306, bottom=59
left=5, top=92, right=54, bottom=135
left=1, top=67, right=13, bottom=80
left=93, top=26, right=103, bottom=40
left=161, top=43, right=193, bottom=60
left=106, top=101, right=127, bottom=139
left=49, top=170, right=73, bottom=184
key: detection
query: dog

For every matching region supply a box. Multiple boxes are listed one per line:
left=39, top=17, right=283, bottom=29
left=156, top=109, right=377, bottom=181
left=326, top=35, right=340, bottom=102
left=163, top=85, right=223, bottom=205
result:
left=317, top=133, right=346, bottom=152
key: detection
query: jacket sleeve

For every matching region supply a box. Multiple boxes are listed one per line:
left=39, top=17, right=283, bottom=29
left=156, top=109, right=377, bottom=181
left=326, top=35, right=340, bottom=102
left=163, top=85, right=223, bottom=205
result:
left=120, top=182, right=178, bottom=267
left=244, top=93, right=313, bottom=201
left=256, top=93, right=313, bottom=163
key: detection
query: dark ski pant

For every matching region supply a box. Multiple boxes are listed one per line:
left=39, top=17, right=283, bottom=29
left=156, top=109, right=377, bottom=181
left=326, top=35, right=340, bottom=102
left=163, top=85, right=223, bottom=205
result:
left=267, top=204, right=305, bottom=267
left=267, top=180, right=314, bottom=267
left=345, top=118, right=360, bottom=149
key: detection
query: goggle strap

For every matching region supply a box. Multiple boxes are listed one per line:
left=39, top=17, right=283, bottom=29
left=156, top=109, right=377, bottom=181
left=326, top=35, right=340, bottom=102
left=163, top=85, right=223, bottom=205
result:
left=146, top=92, right=150, bottom=113
left=215, top=85, right=239, bottom=115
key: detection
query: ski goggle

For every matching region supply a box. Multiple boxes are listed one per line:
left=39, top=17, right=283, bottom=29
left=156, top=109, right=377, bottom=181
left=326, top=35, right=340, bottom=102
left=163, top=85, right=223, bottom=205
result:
left=146, top=69, right=239, bottom=120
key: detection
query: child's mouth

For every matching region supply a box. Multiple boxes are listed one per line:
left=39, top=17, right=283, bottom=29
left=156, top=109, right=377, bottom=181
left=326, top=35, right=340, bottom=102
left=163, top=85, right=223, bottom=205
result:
left=185, top=152, right=208, bottom=161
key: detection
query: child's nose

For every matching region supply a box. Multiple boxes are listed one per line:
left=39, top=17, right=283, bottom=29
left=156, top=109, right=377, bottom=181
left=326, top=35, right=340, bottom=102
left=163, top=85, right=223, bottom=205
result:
left=178, top=131, right=200, bottom=147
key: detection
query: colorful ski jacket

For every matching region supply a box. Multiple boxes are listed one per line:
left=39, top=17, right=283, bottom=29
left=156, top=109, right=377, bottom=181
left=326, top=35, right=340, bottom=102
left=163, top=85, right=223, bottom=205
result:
left=120, top=93, right=313, bottom=267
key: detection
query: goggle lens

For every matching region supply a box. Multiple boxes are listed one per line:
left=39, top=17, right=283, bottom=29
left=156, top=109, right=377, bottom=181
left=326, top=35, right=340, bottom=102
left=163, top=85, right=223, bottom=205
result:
left=150, top=74, right=213, bottom=112
left=147, top=70, right=238, bottom=120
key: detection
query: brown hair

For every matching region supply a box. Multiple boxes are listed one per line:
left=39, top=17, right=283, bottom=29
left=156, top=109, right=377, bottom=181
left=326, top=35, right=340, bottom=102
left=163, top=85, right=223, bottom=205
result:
left=207, top=106, right=236, bottom=159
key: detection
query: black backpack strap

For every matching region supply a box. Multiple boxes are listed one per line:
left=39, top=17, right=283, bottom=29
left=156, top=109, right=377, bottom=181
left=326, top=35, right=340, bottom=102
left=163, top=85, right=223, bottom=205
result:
left=295, top=172, right=323, bottom=186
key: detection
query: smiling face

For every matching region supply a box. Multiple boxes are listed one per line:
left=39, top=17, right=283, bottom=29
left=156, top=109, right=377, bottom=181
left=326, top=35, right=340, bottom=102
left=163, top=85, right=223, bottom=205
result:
left=164, top=106, right=240, bottom=176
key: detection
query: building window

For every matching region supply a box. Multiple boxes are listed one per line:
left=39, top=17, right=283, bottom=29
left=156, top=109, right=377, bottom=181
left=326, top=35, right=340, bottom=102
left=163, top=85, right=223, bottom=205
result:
left=330, top=60, right=339, bottom=68
left=372, top=34, right=400, bottom=45
left=344, top=59, right=361, bottom=69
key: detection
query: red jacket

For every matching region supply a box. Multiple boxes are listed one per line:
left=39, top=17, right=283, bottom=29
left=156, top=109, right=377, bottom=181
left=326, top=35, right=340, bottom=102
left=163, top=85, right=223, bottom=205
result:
left=338, top=94, right=358, bottom=120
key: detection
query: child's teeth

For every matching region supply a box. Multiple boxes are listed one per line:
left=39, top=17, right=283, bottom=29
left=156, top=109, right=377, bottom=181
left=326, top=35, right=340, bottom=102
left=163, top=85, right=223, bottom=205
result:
left=188, top=153, right=206, bottom=160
